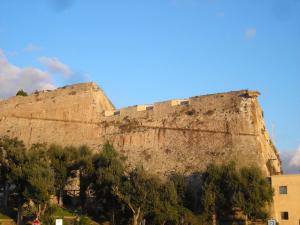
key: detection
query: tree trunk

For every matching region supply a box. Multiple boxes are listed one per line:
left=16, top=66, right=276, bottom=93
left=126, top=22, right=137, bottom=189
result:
left=132, top=214, right=139, bottom=225
left=212, top=213, right=216, bottom=225
left=79, top=173, right=88, bottom=210
left=111, top=208, right=116, bottom=225
left=36, top=203, right=47, bottom=219
left=132, top=207, right=141, bottom=225
left=35, top=203, right=47, bottom=219
left=141, top=219, right=146, bottom=225
left=37, top=204, right=41, bottom=219
left=58, top=189, right=63, bottom=206
left=41, top=203, right=47, bottom=216
left=17, top=203, right=24, bottom=225
left=2, top=184, right=9, bottom=210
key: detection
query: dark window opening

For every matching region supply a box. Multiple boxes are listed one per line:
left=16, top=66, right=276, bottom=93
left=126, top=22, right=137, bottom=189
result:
left=279, top=186, right=288, bottom=194
left=281, top=212, right=289, bottom=220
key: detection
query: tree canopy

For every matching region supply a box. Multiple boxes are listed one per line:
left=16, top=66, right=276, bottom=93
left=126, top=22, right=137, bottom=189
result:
left=199, top=162, right=273, bottom=223
left=0, top=136, right=274, bottom=225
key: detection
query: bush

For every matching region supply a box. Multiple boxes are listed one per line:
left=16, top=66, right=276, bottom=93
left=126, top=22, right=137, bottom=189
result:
left=16, top=89, right=28, bottom=96
left=77, top=216, right=92, bottom=225
left=41, top=213, right=55, bottom=225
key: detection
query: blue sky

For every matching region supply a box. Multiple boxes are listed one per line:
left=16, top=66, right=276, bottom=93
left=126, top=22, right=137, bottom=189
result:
left=0, top=0, right=299, bottom=170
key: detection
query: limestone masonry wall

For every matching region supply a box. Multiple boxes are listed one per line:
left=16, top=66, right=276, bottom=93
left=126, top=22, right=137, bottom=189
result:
left=0, top=82, right=281, bottom=177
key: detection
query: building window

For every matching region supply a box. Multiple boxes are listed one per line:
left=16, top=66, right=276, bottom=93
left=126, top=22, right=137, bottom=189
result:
left=281, top=212, right=289, bottom=220
left=279, top=186, right=288, bottom=194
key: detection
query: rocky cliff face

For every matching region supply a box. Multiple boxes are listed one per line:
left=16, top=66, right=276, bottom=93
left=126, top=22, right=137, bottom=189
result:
left=0, top=82, right=281, bottom=176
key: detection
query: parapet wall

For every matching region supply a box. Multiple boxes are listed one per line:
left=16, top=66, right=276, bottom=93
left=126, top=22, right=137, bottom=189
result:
left=98, top=89, right=280, bottom=176
left=0, top=83, right=281, bottom=177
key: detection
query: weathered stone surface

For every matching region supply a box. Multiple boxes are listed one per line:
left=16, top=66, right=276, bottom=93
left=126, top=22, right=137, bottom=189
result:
left=0, top=82, right=281, bottom=176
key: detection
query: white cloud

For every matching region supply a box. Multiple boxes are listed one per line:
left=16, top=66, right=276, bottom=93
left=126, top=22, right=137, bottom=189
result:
left=244, top=27, right=256, bottom=40
left=39, top=56, right=73, bottom=77
left=0, top=49, right=55, bottom=99
left=280, top=151, right=297, bottom=174
left=290, top=145, right=300, bottom=167
left=23, top=43, right=41, bottom=52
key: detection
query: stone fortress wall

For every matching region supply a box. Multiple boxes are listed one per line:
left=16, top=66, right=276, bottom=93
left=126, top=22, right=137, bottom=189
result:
left=0, top=82, right=281, bottom=177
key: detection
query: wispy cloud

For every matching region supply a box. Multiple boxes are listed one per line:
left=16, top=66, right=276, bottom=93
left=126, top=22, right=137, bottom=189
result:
left=23, top=43, right=41, bottom=53
left=280, top=146, right=300, bottom=174
left=290, top=145, right=300, bottom=167
left=244, top=27, right=256, bottom=40
left=0, top=49, right=55, bottom=99
left=39, top=56, right=73, bottom=77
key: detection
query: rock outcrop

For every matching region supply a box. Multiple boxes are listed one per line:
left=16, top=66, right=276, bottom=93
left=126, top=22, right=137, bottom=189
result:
left=0, top=82, right=281, bottom=176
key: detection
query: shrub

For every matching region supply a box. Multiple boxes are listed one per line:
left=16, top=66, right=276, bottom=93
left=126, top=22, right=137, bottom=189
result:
left=16, top=89, right=28, bottom=96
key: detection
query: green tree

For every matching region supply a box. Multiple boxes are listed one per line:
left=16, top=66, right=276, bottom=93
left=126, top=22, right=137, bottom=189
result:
left=216, top=163, right=240, bottom=217
left=23, top=144, right=55, bottom=219
left=113, top=167, right=152, bottom=225
left=0, top=136, right=17, bottom=210
left=146, top=180, right=179, bottom=225
left=92, top=143, right=127, bottom=225
left=0, top=138, right=56, bottom=224
left=237, top=166, right=273, bottom=219
left=16, top=89, right=28, bottom=96
left=169, top=173, right=187, bottom=206
left=199, top=162, right=240, bottom=224
left=114, top=166, right=181, bottom=225
left=73, top=145, right=94, bottom=209
left=0, top=136, right=29, bottom=225
left=92, top=144, right=182, bottom=225
left=199, top=164, right=221, bottom=224
left=169, top=172, right=201, bottom=214
left=48, top=144, right=78, bottom=206
left=199, top=162, right=273, bottom=223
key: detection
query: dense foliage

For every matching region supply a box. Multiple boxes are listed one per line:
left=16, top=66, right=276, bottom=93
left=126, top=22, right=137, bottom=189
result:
left=199, top=162, right=273, bottom=223
left=0, top=136, right=273, bottom=225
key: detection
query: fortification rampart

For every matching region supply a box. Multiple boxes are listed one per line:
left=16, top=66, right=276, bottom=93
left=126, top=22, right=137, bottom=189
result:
left=0, top=82, right=281, bottom=177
